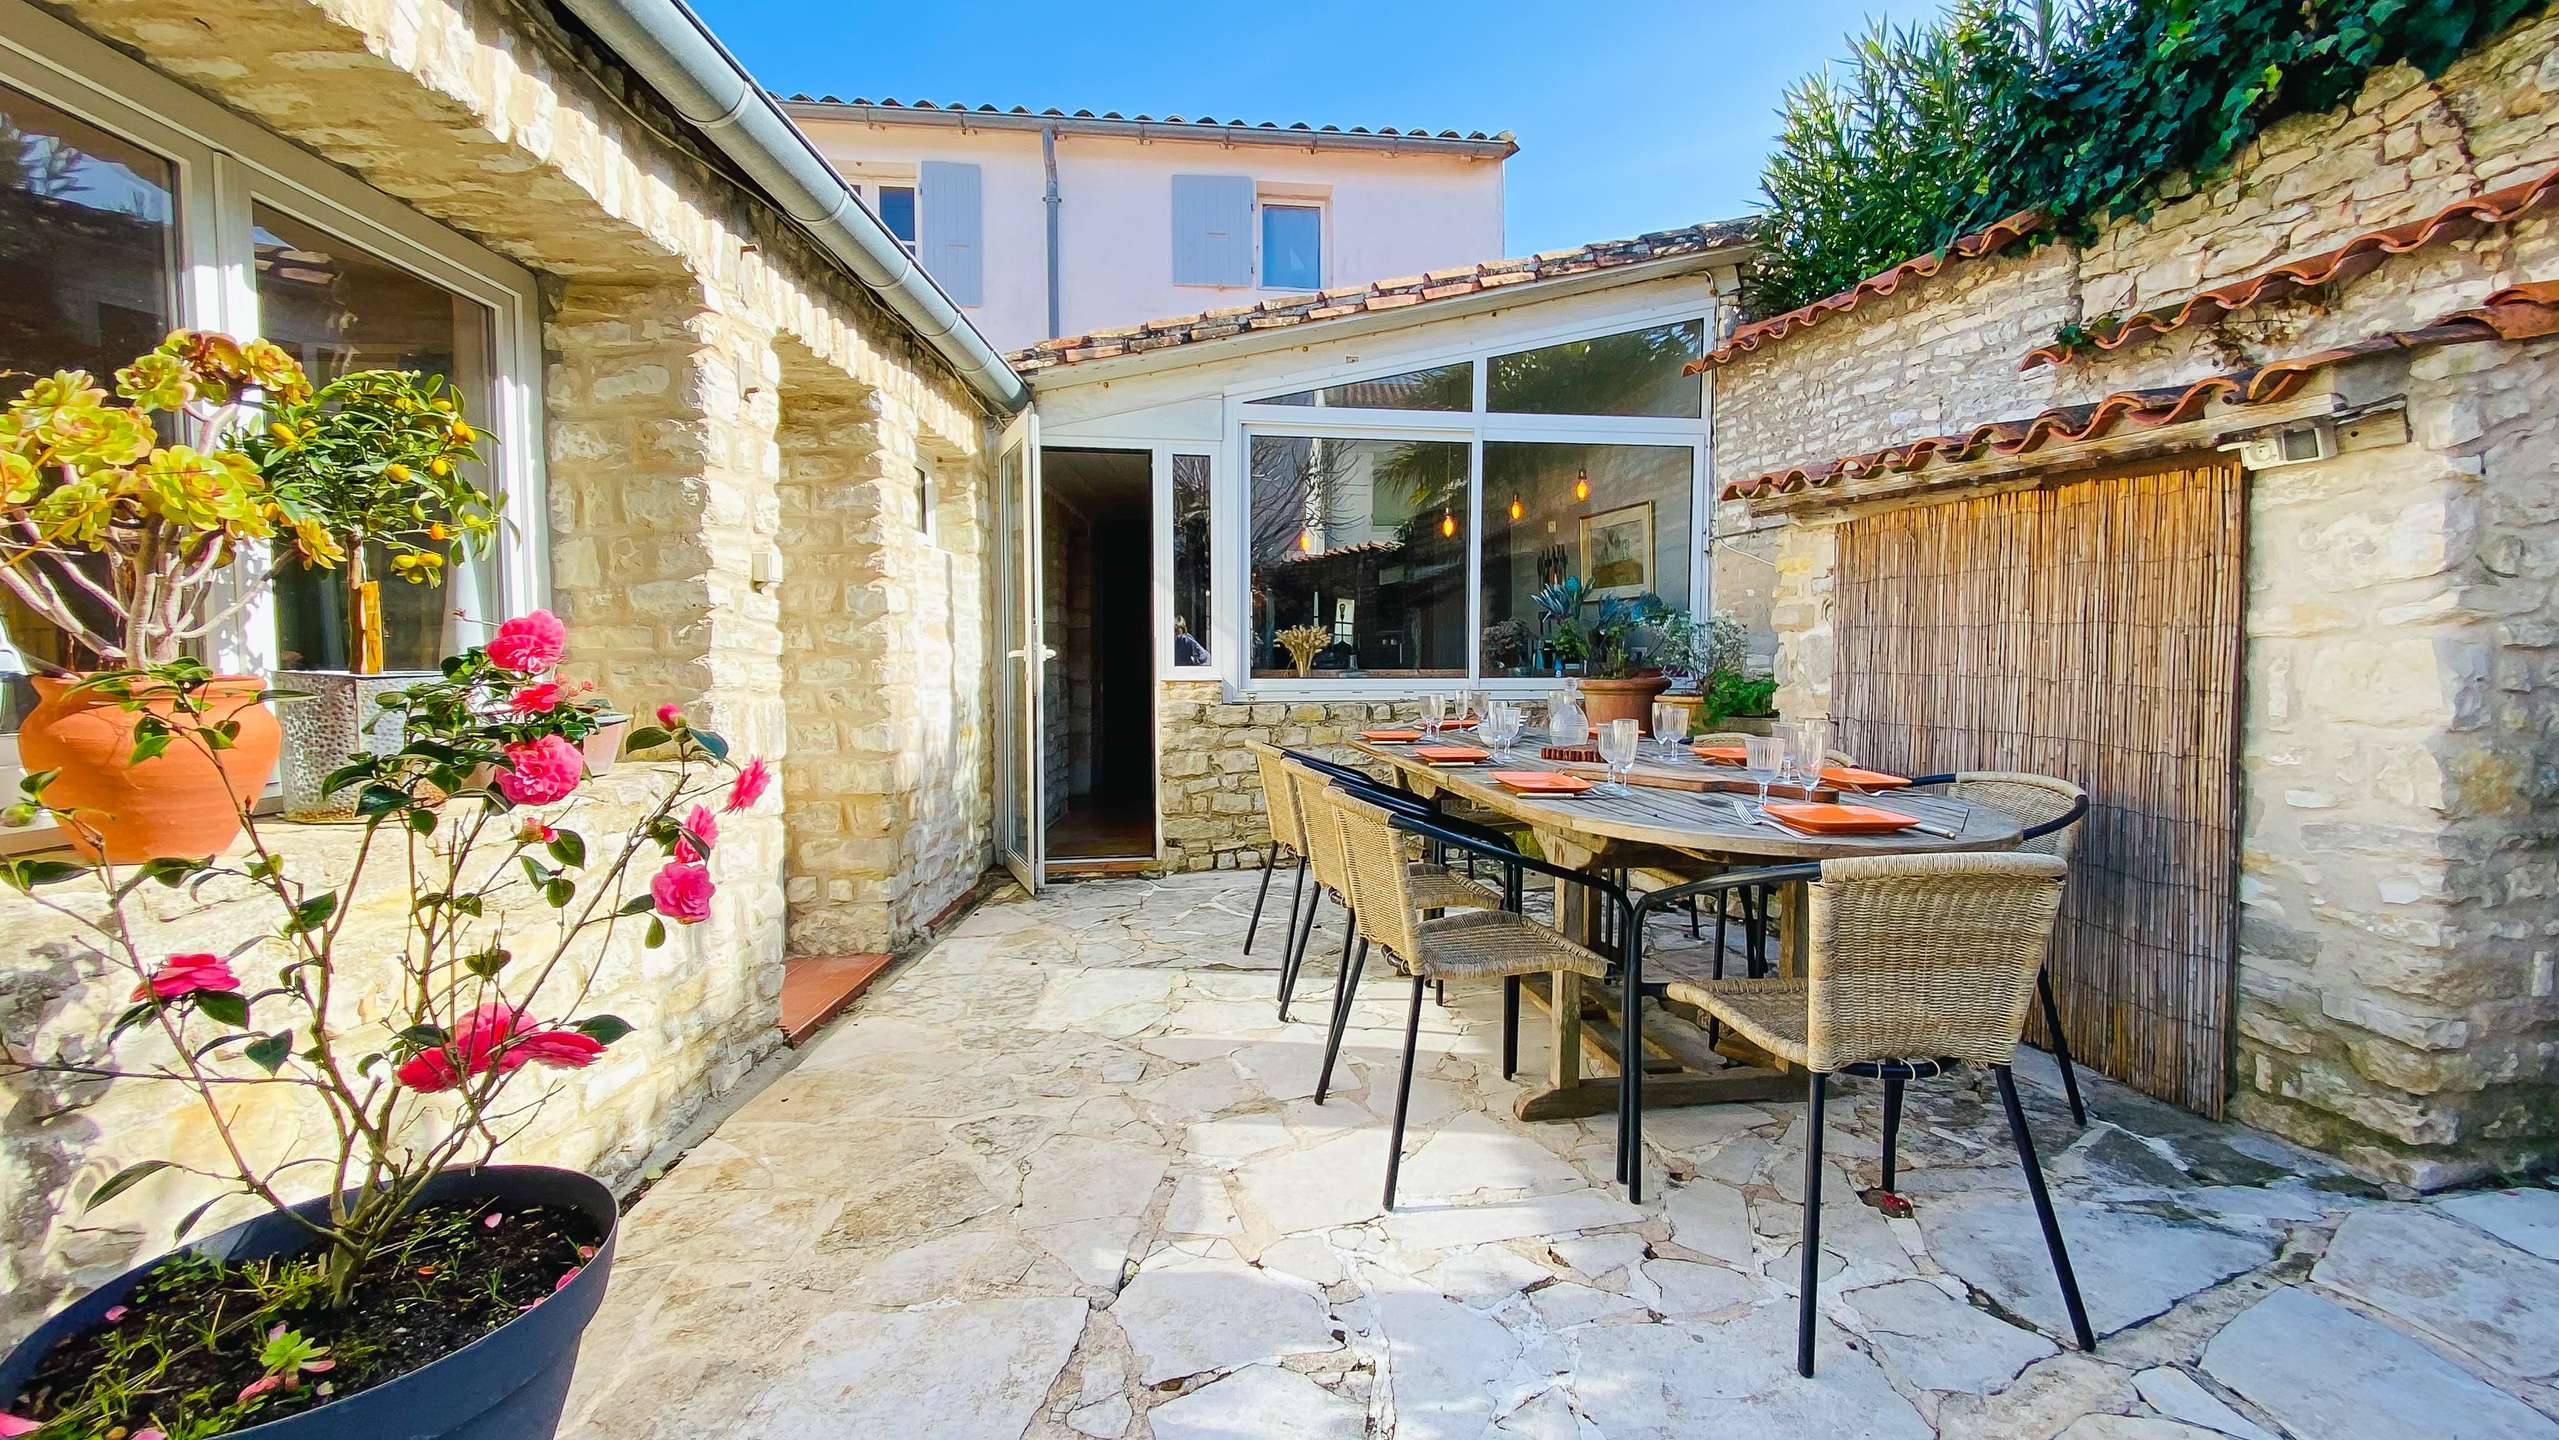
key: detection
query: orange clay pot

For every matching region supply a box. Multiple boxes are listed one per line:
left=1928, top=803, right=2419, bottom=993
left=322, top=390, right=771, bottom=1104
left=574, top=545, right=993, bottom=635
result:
left=17, top=674, right=282, bottom=863
left=1579, top=674, right=1674, bottom=735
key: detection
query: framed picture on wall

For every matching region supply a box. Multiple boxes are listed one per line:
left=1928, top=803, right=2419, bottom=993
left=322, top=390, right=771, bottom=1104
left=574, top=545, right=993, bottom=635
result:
left=1579, top=501, right=1654, bottom=599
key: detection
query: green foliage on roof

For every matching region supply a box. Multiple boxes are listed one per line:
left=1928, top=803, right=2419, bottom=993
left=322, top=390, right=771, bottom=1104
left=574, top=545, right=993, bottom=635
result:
left=1749, top=0, right=2543, bottom=320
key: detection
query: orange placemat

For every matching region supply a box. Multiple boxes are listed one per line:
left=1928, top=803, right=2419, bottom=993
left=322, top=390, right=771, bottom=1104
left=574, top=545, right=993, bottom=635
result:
left=1361, top=729, right=1421, bottom=742
left=1763, top=801, right=1920, bottom=834
left=1492, top=770, right=1594, bottom=795
left=1692, top=745, right=1747, bottom=764
left=1414, top=744, right=1488, bottom=765
left=1822, top=765, right=1912, bottom=789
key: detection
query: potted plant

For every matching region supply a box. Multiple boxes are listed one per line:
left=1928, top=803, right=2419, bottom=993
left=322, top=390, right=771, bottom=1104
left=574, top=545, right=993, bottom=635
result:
left=0, top=611, right=771, bottom=1440
left=1534, top=580, right=1683, bottom=733
left=235, top=371, right=499, bottom=819
left=0, top=334, right=338, bottom=861
left=1700, top=668, right=1781, bottom=735
left=1646, top=610, right=1748, bottom=739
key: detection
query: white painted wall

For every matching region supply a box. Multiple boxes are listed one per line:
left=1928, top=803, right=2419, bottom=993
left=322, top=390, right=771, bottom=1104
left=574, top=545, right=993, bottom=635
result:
left=796, top=117, right=1508, bottom=353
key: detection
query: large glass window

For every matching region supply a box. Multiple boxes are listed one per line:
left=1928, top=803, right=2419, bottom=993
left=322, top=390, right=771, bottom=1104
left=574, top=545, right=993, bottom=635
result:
left=1488, top=319, right=1705, bottom=419
left=1249, top=435, right=1468, bottom=679
left=256, top=203, right=497, bottom=673
left=1169, top=452, right=1211, bottom=667
left=1480, top=442, right=1694, bottom=677
left=0, top=82, right=179, bottom=728
left=1260, top=203, right=1321, bottom=291
left=1258, top=362, right=1472, bottom=412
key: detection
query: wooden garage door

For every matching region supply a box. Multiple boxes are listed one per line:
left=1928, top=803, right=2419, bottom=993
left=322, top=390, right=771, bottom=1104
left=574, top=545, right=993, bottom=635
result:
left=1830, top=456, right=2246, bottom=1115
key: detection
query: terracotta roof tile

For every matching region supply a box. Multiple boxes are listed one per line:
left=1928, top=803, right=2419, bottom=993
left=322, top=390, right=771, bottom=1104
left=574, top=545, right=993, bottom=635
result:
left=1689, top=212, right=2046, bottom=372
left=1725, top=282, right=2559, bottom=505
left=776, top=93, right=1517, bottom=151
left=2020, top=164, right=2559, bottom=369
left=1014, top=219, right=1756, bottom=375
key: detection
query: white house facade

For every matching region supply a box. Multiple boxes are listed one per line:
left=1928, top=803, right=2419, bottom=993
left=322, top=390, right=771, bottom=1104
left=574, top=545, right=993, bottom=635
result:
left=783, top=96, right=1514, bottom=352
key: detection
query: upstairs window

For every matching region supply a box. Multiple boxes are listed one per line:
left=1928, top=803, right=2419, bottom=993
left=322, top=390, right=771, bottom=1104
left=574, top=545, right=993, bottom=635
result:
left=875, top=183, right=919, bottom=258
left=1259, top=202, right=1322, bottom=291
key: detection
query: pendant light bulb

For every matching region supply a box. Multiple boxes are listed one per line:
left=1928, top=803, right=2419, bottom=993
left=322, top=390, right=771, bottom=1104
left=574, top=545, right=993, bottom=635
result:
left=1439, top=508, right=1456, bottom=539
left=1572, top=469, right=1590, bottom=502
left=1298, top=528, right=1315, bottom=553
left=1508, top=497, right=1524, bottom=521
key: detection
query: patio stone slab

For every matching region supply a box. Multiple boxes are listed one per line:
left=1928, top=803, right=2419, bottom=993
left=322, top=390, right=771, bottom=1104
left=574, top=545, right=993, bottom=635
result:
left=2312, top=1204, right=2559, bottom=1378
left=1923, top=1194, right=2272, bottom=1337
left=1149, top=1364, right=1369, bottom=1440
left=1112, top=1255, right=1341, bottom=1383
left=2200, top=1286, right=2559, bottom=1440
left=2435, top=1184, right=2559, bottom=1261
left=1374, top=1283, right=1522, bottom=1440
left=1839, top=1277, right=2056, bottom=1394
left=1568, top=1305, right=1932, bottom=1440
left=2132, top=1366, right=2276, bottom=1440
left=739, top=1296, right=1087, bottom=1440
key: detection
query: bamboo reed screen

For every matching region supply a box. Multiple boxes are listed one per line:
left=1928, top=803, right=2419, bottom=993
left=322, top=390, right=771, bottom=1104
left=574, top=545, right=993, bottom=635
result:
left=1830, top=457, right=2246, bottom=1115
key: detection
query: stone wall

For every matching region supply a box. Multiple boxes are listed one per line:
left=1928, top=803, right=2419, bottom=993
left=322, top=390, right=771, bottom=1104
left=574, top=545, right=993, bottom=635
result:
left=1715, top=12, right=2559, bottom=1186
left=1155, top=682, right=1443, bottom=873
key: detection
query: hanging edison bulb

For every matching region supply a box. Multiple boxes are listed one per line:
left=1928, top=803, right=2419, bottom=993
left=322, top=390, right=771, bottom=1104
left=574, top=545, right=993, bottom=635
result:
left=1573, top=468, right=1590, bottom=502
left=1439, top=507, right=1457, bottom=539
left=1297, top=527, right=1315, bottom=553
left=1507, top=497, right=1524, bottom=521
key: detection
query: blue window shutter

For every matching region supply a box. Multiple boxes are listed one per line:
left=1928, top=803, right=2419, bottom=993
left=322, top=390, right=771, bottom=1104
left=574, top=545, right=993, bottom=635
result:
left=918, top=161, right=982, bottom=306
left=1171, top=174, right=1254, bottom=286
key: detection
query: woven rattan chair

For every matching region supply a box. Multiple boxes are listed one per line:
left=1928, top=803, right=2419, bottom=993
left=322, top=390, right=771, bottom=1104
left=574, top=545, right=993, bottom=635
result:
left=1313, top=785, right=1627, bottom=1210
left=1619, top=852, right=2090, bottom=1376
left=1271, top=759, right=1498, bottom=1021
left=1243, top=742, right=1315, bottom=988
left=1907, top=771, right=2092, bottom=1123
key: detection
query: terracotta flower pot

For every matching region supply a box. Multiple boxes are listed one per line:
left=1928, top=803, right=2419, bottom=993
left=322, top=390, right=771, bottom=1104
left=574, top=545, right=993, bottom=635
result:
left=16, top=673, right=283, bottom=863
left=1579, top=675, right=1675, bottom=735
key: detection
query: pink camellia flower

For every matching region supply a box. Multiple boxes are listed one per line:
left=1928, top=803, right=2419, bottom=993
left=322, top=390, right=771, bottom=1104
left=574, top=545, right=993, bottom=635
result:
left=496, top=735, right=584, bottom=806
left=393, top=1003, right=523, bottom=1093
left=508, top=682, right=563, bottom=715
left=655, top=703, right=682, bottom=727
left=486, top=609, right=568, bottom=673
left=518, top=819, right=557, bottom=845
left=651, top=860, right=714, bottom=924
left=675, top=804, right=719, bottom=863
left=504, top=1027, right=606, bottom=1072
left=132, top=953, right=240, bottom=1002
left=724, top=757, right=773, bottom=814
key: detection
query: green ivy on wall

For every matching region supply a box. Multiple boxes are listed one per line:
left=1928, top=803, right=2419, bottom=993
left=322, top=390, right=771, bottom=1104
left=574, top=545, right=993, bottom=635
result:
left=1750, top=0, right=2545, bottom=319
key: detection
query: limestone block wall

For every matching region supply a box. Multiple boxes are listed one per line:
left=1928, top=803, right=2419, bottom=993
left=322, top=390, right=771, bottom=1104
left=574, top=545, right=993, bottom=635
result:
left=1716, top=12, right=2559, bottom=1184
left=1156, top=682, right=1436, bottom=872
left=0, top=769, right=772, bottom=1346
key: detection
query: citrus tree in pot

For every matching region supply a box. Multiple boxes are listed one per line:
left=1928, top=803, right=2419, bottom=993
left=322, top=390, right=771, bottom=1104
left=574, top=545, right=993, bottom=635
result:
left=233, top=371, right=501, bottom=819
left=0, top=611, right=771, bottom=1440
left=0, top=334, right=339, bottom=861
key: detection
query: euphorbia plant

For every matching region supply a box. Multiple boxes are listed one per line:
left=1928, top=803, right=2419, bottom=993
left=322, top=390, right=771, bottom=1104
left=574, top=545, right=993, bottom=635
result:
left=0, top=333, right=335, bottom=668
left=0, top=612, right=770, bottom=1437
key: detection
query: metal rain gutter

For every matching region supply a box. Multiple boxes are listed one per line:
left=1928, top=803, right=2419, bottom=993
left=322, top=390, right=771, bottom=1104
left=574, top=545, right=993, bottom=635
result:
left=552, top=0, right=1029, bottom=412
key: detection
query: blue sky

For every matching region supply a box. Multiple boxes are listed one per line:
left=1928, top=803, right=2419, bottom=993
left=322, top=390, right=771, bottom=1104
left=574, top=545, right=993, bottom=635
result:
left=693, top=0, right=1943, bottom=255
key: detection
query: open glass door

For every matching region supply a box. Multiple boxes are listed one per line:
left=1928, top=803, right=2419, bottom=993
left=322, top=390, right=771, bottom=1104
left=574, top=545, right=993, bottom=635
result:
left=993, top=410, right=1046, bottom=892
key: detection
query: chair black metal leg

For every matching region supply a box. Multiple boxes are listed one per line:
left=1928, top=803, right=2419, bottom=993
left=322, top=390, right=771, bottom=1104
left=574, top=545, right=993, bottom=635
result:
left=1995, top=1064, right=2095, bottom=1352
left=1707, top=900, right=1729, bottom=1052
left=1798, top=1072, right=1829, bottom=1377
left=1382, top=974, right=1429, bottom=1211
left=1313, top=938, right=1368, bottom=1104
left=1501, top=975, right=1520, bottom=1081
left=1621, top=989, right=1647, bottom=1204
left=1688, top=895, right=1702, bottom=938
left=2038, top=967, right=2088, bottom=1125
left=1744, top=888, right=1767, bottom=980
left=1287, top=911, right=1352, bottom=1026
left=1434, top=979, right=1446, bottom=1007
left=1271, top=857, right=1308, bottom=1000
left=1277, top=882, right=1323, bottom=1020
left=1243, top=844, right=1279, bottom=955
left=1881, top=1073, right=1906, bottom=1192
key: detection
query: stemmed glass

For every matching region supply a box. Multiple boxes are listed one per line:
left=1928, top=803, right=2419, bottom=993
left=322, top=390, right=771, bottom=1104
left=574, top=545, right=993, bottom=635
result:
left=1744, top=732, right=1785, bottom=812
left=1421, top=693, right=1446, bottom=741
left=1482, top=701, right=1523, bottom=760
left=1598, top=717, right=1641, bottom=795
left=1457, top=689, right=1483, bottom=732
left=1652, top=700, right=1687, bottom=762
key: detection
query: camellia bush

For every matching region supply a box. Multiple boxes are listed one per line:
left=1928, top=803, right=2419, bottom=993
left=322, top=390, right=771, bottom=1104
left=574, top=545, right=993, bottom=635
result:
left=0, top=612, right=770, bottom=1437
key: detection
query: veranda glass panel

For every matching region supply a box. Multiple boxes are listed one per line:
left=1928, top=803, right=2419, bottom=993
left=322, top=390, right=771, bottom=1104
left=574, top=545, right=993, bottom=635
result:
left=1170, top=453, right=1211, bottom=665
left=1486, top=320, right=1705, bottom=419
left=255, top=203, right=498, bottom=673
left=1479, top=441, right=1693, bottom=677
left=0, top=83, right=180, bottom=730
left=1256, top=362, right=1473, bottom=411
left=1248, top=434, right=1469, bottom=679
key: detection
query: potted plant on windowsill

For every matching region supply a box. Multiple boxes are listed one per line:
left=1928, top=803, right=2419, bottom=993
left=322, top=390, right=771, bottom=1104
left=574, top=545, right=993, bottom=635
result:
left=1534, top=579, right=1684, bottom=734
left=235, top=371, right=500, bottom=819
left=0, top=611, right=772, bottom=1440
left=1645, top=610, right=1748, bottom=740
left=0, top=334, right=339, bottom=862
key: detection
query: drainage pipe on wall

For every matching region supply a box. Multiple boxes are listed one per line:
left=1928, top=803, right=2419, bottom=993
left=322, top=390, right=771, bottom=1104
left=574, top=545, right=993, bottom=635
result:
left=554, top=0, right=1030, bottom=412
left=1042, top=126, right=1063, bottom=341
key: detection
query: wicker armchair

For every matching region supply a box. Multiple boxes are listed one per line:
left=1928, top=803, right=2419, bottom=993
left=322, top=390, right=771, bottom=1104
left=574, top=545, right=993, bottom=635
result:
left=1313, top=786, right=1626, bottom=1210
left=1243, top=743, right=1311, bottom=974
left=1271, top=759, right=1498, bottom=1022
left=1620, top=852, right=2091, bottom=1377
left=1907, top=771, right=2091, bottom=1122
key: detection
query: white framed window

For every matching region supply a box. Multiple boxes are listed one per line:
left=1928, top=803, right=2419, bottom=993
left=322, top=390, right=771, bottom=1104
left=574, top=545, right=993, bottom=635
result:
left=852, top=178, right=920, bottom=259
left=0, top=0, right=545, bottom=740
left=1258, top=199, right=1324, bottom=291
left=1212, top=309, right=1714, bottom=698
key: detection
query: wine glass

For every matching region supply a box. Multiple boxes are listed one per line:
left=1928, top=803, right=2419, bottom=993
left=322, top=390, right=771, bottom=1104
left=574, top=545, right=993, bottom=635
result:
left=1483, top=702, right=1523, bottom=760
left=1598, top=717, right=1640, bottom=795
left=1652, top=700, right=1687, bottom=761
left=1421, top=692, right=1446, bottom=741
left=1744, top=732, right=1785, bottom=811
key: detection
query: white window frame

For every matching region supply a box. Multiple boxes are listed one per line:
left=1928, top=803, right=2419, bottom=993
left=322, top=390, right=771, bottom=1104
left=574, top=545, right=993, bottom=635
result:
left=849, top=175, right=921, bottom=259
left=1256, top=195, right=1327, bottom=293
left=1211, top=297, right=1717, bottom=701
left=1, top=0, right=546, bottom=739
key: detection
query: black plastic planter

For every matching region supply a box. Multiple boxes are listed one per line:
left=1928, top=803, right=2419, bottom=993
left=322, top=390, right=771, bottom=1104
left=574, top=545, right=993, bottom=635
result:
left=1, top=1165, right=617, bottom=1440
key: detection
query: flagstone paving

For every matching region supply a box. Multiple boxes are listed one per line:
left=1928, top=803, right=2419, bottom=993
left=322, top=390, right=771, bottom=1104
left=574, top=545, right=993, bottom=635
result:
left=559, top=871, right=2559, bottom=1440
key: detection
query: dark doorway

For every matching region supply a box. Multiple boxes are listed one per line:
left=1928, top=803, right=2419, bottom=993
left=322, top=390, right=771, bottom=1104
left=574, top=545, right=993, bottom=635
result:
left=1040, top=447, right=1156, bottom=865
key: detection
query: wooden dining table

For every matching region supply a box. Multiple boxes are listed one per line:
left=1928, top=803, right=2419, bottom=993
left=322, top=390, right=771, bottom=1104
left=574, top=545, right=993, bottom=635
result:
left=1348, top=730, right=2025, bottom=1121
